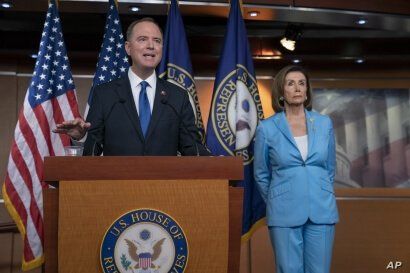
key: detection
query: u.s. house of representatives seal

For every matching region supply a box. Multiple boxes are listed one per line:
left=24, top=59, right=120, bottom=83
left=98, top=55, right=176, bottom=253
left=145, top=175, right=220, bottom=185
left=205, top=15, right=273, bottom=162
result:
left=159, top=63, right=206, bottom=143
left=211, top=64, right=263, bottom=164
left=101, top=209, right=188, bottom=273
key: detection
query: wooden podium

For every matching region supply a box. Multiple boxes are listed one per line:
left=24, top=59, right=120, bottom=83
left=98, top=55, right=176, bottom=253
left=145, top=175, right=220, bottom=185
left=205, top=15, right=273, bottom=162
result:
left=43, top=156, right=244, bottom=273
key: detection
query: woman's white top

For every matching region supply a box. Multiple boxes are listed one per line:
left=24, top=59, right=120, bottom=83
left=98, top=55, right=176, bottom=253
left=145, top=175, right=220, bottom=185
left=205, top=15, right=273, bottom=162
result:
left=294, top=135, right=308, bottom=161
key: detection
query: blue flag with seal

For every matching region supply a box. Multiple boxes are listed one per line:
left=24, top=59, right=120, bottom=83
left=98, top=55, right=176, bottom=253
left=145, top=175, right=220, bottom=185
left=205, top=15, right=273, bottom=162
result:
left=85, top=0, right=129, bottom=117
left=157, top=0, right=206, bottom=142
left=205, top=0, right=265, bottom=240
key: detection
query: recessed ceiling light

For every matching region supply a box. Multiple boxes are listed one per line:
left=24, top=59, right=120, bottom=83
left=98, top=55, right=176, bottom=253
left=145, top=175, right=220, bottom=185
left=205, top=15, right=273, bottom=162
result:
left=248, top=11, right=260, bottom=17
left=355, top=58, right=365, bottom=64
left=1, top=2, right=12, bottom=9
left=292, top=59, right=301, bottom=64
left=356, top=19, right=367, bottom=25
left=129, top=6, right=141, bottom=12
left=30, top=54, right=38, bottom=59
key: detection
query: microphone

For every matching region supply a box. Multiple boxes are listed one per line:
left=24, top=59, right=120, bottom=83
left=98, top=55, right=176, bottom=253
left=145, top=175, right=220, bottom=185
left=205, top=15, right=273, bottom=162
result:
left=89, top=98, right=126, bottom=156
left=160, top=96, right=204, bottom=156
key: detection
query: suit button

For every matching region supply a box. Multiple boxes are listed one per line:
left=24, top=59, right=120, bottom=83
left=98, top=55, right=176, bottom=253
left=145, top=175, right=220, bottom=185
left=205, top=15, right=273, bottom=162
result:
left=302, top=163, right=306, bottom=167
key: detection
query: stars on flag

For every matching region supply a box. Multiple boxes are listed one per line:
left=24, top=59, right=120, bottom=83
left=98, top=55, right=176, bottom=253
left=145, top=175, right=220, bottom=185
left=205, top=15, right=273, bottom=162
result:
left=91, top=0, right=129, bottom=89
left=27, top=2, right=75, bottom=108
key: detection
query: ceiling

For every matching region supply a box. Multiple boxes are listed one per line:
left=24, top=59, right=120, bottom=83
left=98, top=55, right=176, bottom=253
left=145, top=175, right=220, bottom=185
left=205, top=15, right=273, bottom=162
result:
left=1, top=0, right=410, bottom=75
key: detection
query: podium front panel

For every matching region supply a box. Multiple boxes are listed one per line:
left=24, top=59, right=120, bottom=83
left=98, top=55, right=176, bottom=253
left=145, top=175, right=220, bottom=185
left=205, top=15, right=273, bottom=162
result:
left=58, top=179, right=229, bottom=273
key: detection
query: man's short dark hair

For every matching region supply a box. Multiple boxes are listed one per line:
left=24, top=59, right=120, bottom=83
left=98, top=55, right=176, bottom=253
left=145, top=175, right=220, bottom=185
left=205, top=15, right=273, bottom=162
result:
left=126, top=17, right=163, bottom=41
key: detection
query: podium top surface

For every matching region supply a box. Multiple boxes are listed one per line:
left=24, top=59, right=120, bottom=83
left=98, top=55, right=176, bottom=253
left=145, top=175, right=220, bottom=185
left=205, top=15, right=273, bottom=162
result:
left=43, top=156, right=244, bottom=182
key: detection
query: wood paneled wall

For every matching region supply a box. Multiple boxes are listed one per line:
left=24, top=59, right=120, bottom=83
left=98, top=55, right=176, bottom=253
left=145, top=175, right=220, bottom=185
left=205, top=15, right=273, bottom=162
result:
left=0, top=73, right=18, bottom=197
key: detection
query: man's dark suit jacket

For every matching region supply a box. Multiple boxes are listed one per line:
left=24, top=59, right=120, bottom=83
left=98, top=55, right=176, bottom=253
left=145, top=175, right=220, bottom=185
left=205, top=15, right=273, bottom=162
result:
left=83, top=76, right=209, bottom=156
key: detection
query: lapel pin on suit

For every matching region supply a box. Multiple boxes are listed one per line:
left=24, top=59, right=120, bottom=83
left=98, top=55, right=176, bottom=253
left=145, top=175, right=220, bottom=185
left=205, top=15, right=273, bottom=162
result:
left=160, top=91, right=168, bottom=105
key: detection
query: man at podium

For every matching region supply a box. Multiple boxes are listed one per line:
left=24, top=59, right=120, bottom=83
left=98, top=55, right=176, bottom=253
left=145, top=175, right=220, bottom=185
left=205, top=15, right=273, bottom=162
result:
left=54, top=18, right=209, bottom=156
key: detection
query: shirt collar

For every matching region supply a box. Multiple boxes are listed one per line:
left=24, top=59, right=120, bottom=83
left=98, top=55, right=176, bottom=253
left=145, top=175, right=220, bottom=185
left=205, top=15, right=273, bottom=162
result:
left=128, top=68, right=157, bottom=89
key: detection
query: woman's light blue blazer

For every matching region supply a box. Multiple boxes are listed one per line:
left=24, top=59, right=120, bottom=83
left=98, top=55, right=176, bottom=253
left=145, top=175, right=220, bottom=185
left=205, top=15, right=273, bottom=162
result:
left=254, top=110, right=339, bottom=227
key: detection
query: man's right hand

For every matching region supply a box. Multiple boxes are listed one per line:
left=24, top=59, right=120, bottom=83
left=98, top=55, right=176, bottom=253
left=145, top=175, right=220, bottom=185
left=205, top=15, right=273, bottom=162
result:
left=52, top=118, right=91, bottom=141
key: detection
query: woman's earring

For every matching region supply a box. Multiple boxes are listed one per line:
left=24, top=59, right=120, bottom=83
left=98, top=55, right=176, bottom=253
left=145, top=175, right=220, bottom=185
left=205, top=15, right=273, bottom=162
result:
left=279, top=96, right=284, bottom=101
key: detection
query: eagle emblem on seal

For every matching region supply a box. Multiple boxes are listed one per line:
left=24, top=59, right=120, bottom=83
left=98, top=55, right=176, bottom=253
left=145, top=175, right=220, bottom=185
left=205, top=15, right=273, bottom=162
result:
left=124, top=234, right=166, bottom=272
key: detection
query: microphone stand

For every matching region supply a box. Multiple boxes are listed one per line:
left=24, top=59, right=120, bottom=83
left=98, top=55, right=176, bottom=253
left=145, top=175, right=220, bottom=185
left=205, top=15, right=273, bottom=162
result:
left=160, top=98, right=202, bottom=156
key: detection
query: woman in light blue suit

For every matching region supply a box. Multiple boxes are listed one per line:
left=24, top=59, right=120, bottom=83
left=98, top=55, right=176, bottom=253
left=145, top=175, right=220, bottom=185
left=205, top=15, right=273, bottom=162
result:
left=254, top=65, right=339, bottom=273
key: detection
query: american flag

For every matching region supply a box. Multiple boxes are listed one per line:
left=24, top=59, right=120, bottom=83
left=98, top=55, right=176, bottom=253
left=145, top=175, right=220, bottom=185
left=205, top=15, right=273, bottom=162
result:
left=1, top=0, right=80, bottom=270
left=85, top=0, right=129, bottom=116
